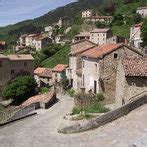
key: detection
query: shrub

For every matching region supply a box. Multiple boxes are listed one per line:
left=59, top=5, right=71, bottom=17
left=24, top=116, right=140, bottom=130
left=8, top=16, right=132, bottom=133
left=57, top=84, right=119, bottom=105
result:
left=74, top=91, right=95, bottom=100
left=95, top=93, right=105, bottom=101
left=67, top=89, right=75, bottom=97
left=2, top=75, right=37, bottom=105
left=40, top=87, right=49, bottom=94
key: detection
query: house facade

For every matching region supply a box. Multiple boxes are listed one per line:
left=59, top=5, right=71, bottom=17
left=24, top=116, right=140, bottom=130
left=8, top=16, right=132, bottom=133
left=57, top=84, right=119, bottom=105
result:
left=0, top=41, right=6, bottom=51
left=52, top=64, right=67, bottom=84
left=0, top=54, right=34, bottom=101
left=19, top=34, right=28, bottom=46
left=71, top=44, right=143, bottom=104
left=34, top=67, right=52, bottom=87
left=73, top=32, right=90, bottom=43
left=115, top=58, right=147, bottom=108
left=107, top=36, right=126, bottom=44
left=90, top=28, right=113, bottom=45
left=66, top=40, right=96, bottom=90
left=82, top=10, right=93, bottom=18
left=130, top=23, right=142, bottom=48
left=136, top=7, right=147, bottom=18
left=57, top=17, right=70, bottom=28
left=25, top=34, right=39, bottom=47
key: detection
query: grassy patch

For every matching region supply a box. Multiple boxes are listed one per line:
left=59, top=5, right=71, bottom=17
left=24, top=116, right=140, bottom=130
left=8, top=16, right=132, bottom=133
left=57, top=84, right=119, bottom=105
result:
left=0, top=104, right=5, bottom=112
left=40, top=87, right=49, bottom=94
left=40, top=45, right=70, bottom=68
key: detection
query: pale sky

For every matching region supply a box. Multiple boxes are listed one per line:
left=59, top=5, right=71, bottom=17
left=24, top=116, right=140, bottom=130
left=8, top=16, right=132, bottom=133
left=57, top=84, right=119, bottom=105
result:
left=0, top=0, right=76, bottom=26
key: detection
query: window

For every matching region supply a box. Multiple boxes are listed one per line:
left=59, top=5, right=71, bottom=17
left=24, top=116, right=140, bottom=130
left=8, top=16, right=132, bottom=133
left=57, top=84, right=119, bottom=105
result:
left=103, top=34, right=105, bottom=36
left=95, top=64, right=98, bottom=72
left=114, top=53, right=118, bottom=59
left=11, top=69, right=14, bottom=74
left=83, top=61, right=85, bottom=68
left=97, top=34, right=99, bottom=36
left=55, top=73, right=57, bottom=77
left=24, top=62, right=27, bottom=67
left=82, top=75, right=85, bottom=86
left=0, top=61, right=2, bottom=68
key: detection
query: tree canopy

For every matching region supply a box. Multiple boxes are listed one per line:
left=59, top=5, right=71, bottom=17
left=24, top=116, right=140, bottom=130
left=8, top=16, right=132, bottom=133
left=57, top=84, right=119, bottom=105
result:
left=141, top=19, right=147, bottom=46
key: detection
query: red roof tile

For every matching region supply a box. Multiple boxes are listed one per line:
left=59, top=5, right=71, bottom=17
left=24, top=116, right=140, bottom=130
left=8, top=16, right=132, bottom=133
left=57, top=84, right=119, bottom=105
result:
left=52, top=64, right=68, bottom=72
left=122, top=58, right=147, bottom=77
left=34, top=67, right=52, bottom=77
left=90, top=28, right=110, bottom=33
left=81, top=44, right=142, bottom=59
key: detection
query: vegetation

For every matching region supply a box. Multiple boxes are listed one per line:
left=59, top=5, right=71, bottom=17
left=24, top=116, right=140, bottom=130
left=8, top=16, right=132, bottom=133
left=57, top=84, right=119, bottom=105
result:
left=40, top=87, right=49, bottom=94
left=40, top=44, right=70, bottom=68
left=141, top=18, right=147, bottom=46
left=2, top=76, right=37, bottom=105
left=0, top=104, right=5, bottom=112
left=66, top=89, right=76, bottom=97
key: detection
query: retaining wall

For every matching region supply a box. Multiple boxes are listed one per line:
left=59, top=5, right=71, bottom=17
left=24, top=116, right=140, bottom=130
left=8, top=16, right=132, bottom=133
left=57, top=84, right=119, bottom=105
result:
left=58, top=92, right=147, bottom=134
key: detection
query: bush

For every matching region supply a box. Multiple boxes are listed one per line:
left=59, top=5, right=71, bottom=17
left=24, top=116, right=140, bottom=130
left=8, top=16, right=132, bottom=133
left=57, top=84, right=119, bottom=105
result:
left=40, top=87, right=49, bottom=94
left=95, top=93, right=105, bottom=101
left=67, top=89, right=75, bottom=97
left=72, top=107, right=81, bottom=115
left=2, top=75, right=37, bottom=105
left=74, top=91, right=95, bottom=100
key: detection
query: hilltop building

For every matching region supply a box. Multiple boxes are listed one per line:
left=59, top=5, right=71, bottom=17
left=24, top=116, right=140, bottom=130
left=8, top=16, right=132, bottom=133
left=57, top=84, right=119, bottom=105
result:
left=82, top=9, right=93, bottom=18
left=136, top=7, right=147, bottom=18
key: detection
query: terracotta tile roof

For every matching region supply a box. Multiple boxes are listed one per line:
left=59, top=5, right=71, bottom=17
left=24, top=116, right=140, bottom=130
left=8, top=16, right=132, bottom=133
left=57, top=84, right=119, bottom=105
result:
left=70, top=45, right=95, bottom=55
left=27, top=34, right=39, bottom=38
left=52, top=64, right=68, bottom=72
left=34, top=67, right=52, bottom=77
left=122, top=58, right=147, bottom=77
left=90, top=28, right=110, bottom=33
left=7, top=54, right=34, bottom=61
left=35, top=36, right=50, bottom=41
left=21, top=92, right=55, bottom=107
left=0, top=41, right=6, bottom=45
left=75, top=32, right=90, bottom=37
left=81, top=44, right=142, bottom=59
left=81, top=43, right=123, bottom=58
left=137, top=7, right=147, bottom=10
left=132, top=22, right=143, bottom=27
left=91, top=16, right=112, bottom=19
left=20, top=34, right=28, bottom=38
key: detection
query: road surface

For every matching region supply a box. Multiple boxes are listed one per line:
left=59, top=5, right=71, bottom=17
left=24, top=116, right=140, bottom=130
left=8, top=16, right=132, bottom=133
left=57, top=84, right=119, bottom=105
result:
left=0, top=94, right=147, bottom=147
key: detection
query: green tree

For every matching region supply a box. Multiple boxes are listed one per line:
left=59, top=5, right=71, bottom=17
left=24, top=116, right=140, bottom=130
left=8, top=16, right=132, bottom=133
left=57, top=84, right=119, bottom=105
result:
left=141, top=19, right=147, bottom=46
left=2, top=76, right=37, bottom=105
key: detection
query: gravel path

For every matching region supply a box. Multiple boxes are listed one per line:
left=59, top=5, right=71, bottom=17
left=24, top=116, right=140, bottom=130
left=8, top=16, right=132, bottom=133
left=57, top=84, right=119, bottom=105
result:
left=0, top=94, right=147, bottom=147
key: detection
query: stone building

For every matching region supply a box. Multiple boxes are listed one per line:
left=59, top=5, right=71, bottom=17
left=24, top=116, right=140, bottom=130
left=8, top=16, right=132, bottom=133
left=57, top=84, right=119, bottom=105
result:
left=52, top=64, right=68, bottom=84
left=86, top=16, right=112, bottom=24
left=82, top=9, right=93, bottom=18
left=57, top=17, right=70, bottom=28
left=35, top=36, right=52, bottom=51
left=130, top=23, right=142, bottom=48
left=76, top=44, right=142, bottom=104
left=90, top=28, right=113, bottom=45
left=115, top=57, right=147, bottom=108
left=136, top=7, right=147, bottom=18
left=73, top=32, right=90, bottom=43
left=107, top=36, right=126, bottom=44
left=25, top=34, right=39, bottom=47
left=66, top=40, right=96, bottom=90
left=0, top=54, right=34, bottom=101
left=18, top=34, right=28, bottom=46
left=0, top=41, right=6, bottom=51
left=34, top=67, right=52, bottom=87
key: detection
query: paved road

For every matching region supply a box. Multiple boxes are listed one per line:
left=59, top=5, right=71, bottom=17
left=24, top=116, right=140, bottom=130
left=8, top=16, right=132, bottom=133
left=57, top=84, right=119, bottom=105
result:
left=0, top=95, right=147, bottom=147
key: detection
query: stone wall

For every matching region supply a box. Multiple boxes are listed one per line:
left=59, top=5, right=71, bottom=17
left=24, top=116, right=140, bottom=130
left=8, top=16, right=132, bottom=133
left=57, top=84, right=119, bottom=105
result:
left=99, top=46, right=142, bottom=103
left=59, top=92, right=147, bottom=134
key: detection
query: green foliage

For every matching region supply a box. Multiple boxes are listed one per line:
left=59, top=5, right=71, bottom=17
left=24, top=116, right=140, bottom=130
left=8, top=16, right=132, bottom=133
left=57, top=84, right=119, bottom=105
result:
left=0, top=104, right=5, bottom=112
left=61, top=78, right=69, bottom=90
left=2, top=76, right=37, bottom=105
left=112, top=13, right=124, bottom=26
left=72, top=107, right=81, bottom=115
left=40, top=87, right=49, bottom=94
left=141, top=18, right=147, bottom=46
left=84, top=103, right=110, bottom=113
left=40, top=44, right=70, bottom=68
left=67, top=89, right=75, bottom=97
left=95, top=21, right=107, bottom=28
left=95, top=93, right=105, bottom=101
left=74, top=91, right=95, bottom=100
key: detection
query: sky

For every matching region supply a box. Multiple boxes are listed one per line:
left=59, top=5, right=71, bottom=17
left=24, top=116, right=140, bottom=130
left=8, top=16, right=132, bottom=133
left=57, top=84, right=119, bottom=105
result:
left=0, top=0, right=76, bottom=27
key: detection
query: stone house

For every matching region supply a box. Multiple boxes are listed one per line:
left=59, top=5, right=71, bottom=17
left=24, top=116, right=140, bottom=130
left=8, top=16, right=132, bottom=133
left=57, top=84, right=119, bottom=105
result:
left=90, top=28, right=113, bottom=45
left=25, top=34, right=39, bottom=47
left=73, top=32, right=90, bottom=43
left=0, top=54, right=34, bottom=101
left=66, top=40, right=96, bottom=90
left=0, top=41, right=6, bottom=51
left=35, top=36, right=52, bottom=51
left=86, top=16, right=113, bottom=24
left=52, top=64, right=68, bottom=84
left=107, top=36, right=127, bottom=44
left=115, top=57, right=147, bottom=108
left=77, top=44, right=143, bottom=104
left=130, top=22, right=142, bottom=48
left=57, top=17, right=70, bottom=28
left=136, top=7, right=147, bottom=18
left=18, top=34, right=28, bottom=46
left=34, top=67, right=52, bottom=87
left=82, top=9, right=93, bottom=18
